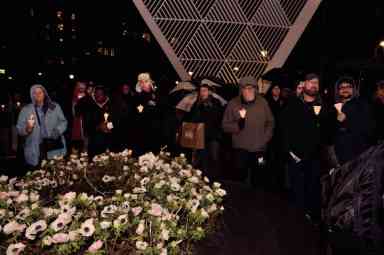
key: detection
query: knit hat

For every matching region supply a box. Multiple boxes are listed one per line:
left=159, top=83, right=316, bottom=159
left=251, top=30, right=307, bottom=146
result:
left=239, top=76, right=257, bottom=88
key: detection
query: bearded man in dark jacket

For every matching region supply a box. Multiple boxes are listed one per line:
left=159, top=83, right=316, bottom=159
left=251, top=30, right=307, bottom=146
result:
left=333, top=76, right=375, bottom=165
left=280, top=73, right=336, bottom=223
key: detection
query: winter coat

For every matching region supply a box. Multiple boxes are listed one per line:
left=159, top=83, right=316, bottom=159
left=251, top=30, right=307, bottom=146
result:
left=222, top=95, right=274, bottom=152
left=184, top=95, right=224, bottom=143
left=334, top=98, right=375, bottom=164
left=280, top=95, right=336, bottom=161
left=16, top=85, right=67, bottom=166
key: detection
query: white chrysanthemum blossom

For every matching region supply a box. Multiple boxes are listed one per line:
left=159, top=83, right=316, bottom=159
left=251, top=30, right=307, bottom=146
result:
left=213, top=182, right=222, bottom=189
left=140, top=177, right=150, bottom=186
left=203, top=176, right=210, bottom=183
left=0, top=175, right=9, bottom=183
left=113, top=214, right=129, bottom=228
left=102, top=175, right=116, bottom=183
left=135, top=220, right=145, bottom=235
left=15, top=193, right=29, bottom=204
left=101, top=205, right=117, bottom=218
left=16, top=208, right=31, bottom=220
left=154, top=180, right=166, bottom=189
left=215, top=188, right=227, bottom=197
left=200, top=208, right=209, bottom=219
left=138, top=152, right=158, bottom=169
left=120, top=201, right=130, bottom=213
left=50, top=213, right=72, bottom=232
left=133, top=187, right=146, bottom=194
left=160, top=228, right=170, bottom=240
left=25, top=220, right=47, bottom=240
left=6, top=242, right=26, bottom=255
left=136, top=240, right=148, bottom=250
left=80, top=218, right=96, bottom=237
left=100, top=221, right=112, bottom=230
left=3, top=221, right=26, bottom=235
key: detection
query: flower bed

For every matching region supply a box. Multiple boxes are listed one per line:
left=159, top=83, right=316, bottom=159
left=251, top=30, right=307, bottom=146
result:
left=0, top=150, right=226, bottom=255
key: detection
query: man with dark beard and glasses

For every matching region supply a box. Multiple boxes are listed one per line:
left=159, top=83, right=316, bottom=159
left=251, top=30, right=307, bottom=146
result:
left=280, top=73, right=335, bottom=225
left=333, top=76, right=375, bottom=165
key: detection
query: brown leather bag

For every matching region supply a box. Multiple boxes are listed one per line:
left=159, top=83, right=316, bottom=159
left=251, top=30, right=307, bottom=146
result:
left=179, top=122, right=205, bottom=149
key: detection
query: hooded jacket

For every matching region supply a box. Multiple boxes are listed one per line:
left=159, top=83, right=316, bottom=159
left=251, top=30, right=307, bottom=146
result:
left=16, top=85, right=67, bottom=166
left=222, top=91, right=274, bottom=152
left=333, top=78, right=375, bottom=164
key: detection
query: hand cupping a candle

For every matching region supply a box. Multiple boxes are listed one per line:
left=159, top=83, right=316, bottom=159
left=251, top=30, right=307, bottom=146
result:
left=239, top=108, right=247, bottom=119
left=334, top=103, right=346, bottom=122
left=26, top=114, right=35, bottom=134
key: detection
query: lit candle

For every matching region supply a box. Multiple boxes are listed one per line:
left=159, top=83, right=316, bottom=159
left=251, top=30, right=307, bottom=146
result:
left=104, top=112, right=109, bottom=122
left=16, top=102, right=21, bottom=107
left=1, top=105, right=4, bottom=110
left=137, top=104, right=144, bottom=113
left=313, top=105, right=322, bottom=115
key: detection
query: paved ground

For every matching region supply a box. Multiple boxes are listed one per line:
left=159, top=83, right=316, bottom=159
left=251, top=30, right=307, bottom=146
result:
left=198, top=181, right=324, bottom=255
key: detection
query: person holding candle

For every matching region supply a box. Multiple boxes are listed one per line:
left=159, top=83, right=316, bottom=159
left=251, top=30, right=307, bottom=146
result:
left=16, top=84, right=67, bottom=168
left=333, top=76, right=375, bottom=165
left=280, top=73, right=335, bottom=225
left=83, top=85, right=113, bottom=160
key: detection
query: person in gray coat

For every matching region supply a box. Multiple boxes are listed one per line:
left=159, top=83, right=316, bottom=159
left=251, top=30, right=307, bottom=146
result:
left=17, top=84, right=67, bottom=168
left=222, top=76, right=274, bottom=187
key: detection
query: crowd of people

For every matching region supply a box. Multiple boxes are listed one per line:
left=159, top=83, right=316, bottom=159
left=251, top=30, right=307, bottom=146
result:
left=2, top=71, right=384, bottom=226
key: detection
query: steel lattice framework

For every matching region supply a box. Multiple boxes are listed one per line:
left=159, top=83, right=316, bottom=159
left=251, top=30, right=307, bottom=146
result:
left=133, top=0, right=321, bottom=84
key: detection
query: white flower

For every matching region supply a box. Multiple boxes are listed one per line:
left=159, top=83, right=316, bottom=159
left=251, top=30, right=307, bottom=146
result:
left=6, top=243, right=26, bottom=255
left=15, top=193, right=29, bottom=204
left=154, top=180, right=166, bottom=189
left=0, top=175, right=9, bottom=183
left=136, top=241, right=148, bottom=251
left=195, top=170, right=202, bottom=176
left=42, top=236, right=53, bottom=246
left=138, top=152, right=157, bottom=168
left=102, top=175, right=116, bottom=183
left=200, top=209, right=209, bottom=219
left=115, top=189, right=123, bottom=195
left=213, top=182, right=221, bottom=189
left=123, top=165, right=129, bottom=171
left=204, top=176, right=210, bottom=183
left=131, top=206, right=143, bottom=216
left=188, top=176, right=199, bottom=184
left=205, top=193, right=215, bottom=202
left=133, top=187, right=146, bottom=194
left=52, top=233, right=70, bottom=243
left=68, top=230, right=80, bottom=241
left=113, top=214, right=129, bottom=228
left=135, top=220, right=145, bottom=235
left=215, top=188, right=227, bottom=197
left=100, top=221, right=111, bottom=229
left=220, top=206, right=225, bottom=211
left=148, top=203, right=163, bottom=217
left=3, top=221, right=26, bottom=235
left=101, top=205, right=117, bottom=218
left=80, top=218, right=95, bottom=237
left=60, top=206, right=76, bottom=216
left=50, top=213, right=72, bottom=232
left=187, top=199, right=200, bottom=213
left=94, top=196, right=104, bottom=205
left=170, top=182, right=180, bottom=192
left=120, top=201, right=130, bottom=213
left=42, top=207, right=60, bottom=218
left=208, top=204, right=217, bottom=213
left=160, top=229, right=170, bottom=240
left=25, top=220, right=47, bottom=240
left=180, top=153, right=185, bottom=158
left=16, top=208, right=31, bottom=220
left=140, top=177, right=150, bottom=186
left=0, top=209, right=6, bottom=219
left=180, top=170, right=192, bottom=178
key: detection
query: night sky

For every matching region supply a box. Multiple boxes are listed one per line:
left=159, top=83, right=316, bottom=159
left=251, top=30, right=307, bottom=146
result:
left=1, top=1, right=384, bottom=92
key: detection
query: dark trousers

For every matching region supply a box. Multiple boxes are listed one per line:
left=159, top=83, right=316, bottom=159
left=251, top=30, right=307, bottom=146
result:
left=194, top=141, right=220, bottom=180
left=233, top=149, right=266, bottom=187
left=287, top=158, right=321, bottom=219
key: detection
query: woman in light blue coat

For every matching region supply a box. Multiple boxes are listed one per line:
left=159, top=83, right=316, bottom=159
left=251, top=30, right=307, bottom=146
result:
left=17, top=84, right=67, bottom=167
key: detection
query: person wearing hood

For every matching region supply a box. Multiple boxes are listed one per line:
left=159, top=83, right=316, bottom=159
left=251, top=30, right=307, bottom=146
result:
left=280, top=73, right=335, bottom=224
left=222, top=76, right=274, bottom=187
left=16, top=84, right=67, bottom=168
left=333, top=76, right=375, bottom=165
left=183, top=82, right=225, bottom=180
left=83, top=85, right=113, bottom=160
left=133, top=72, right=161, bottom=155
